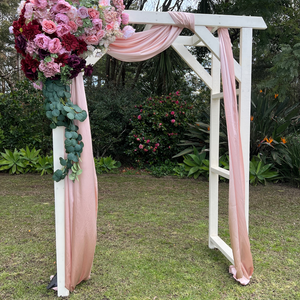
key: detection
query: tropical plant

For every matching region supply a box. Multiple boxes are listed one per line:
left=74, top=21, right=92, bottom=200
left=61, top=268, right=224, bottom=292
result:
left=179, top=146, right=209, bottom=179
left=126, top=91, right=196, bottom=166
left=94, top=156, right=121, bottom=174
left=0, top=149, right=27, bottom=174
left=20, top=146, right=41, bottom=172
left=249, top=155, right=278, bottom=186
left=35, top=155, right=53, bottom=176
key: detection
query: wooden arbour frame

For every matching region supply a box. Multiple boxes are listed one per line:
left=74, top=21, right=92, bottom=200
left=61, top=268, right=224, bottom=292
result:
left=52, top=11, right=266, bottom=297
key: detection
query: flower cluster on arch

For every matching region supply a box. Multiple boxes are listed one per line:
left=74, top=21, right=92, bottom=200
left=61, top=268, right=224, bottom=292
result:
left=11, top=0, right=135, bottom=89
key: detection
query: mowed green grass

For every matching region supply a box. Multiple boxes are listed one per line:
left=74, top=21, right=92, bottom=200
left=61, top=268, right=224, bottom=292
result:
left=0, top=173, right=299, bottom=300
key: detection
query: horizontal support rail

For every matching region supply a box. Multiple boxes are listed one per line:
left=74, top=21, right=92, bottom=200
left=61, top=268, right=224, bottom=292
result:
left=125, top=10, right=267, bottom=29
left=212, top=89, right=240, bottom=100
left=210, top=236, right=234, bottom=264
left=210, top=166, right=230, bottom=179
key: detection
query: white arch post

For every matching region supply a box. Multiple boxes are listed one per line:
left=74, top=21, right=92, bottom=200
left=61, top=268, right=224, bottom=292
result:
left=53, top=11, right=266, bottom=296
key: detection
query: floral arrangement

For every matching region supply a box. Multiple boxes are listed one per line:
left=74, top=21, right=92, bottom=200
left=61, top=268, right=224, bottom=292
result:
left=11, top=0, right=135, bottom=87
left=11, top=0, right=135, bottom=182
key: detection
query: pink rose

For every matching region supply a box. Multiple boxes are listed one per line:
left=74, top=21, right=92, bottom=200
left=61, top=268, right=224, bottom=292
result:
left=88, top=8, right=99, bottom=19
left=175, top=91, right=180, bottom=95
left=75, top=17, right=83, bottom=27
left=136, top=138, right=140, bottom=141
left=55, top=13, right=70, bottom=24
left=96, top=30, right=105, bottom=41
left=171, top=111, right=175, bottom=115
left=92, top=19, right=102, bottom=30
left=122, top=13, right=129, bottom=25
left=144, top=148, right=148, bottom=152
left=34, top=33, right=50, bottom=50
left=122, top=26, right=135, bottom=39
left=139, top=144, right=143, bottom=149
left=153, top=148, right=156, bottom=152
left=68, top=21, right=78, bottom=33
left=140, top=109, right=143, bottom=112
left=56, top=24, right=71, bottom=37
left=175, top=100, right=179, bottom=104
left=53, top=0, right=71, bottom=13
left=137, top=115, right=142, bottom=120
left=99, top=0, right=110, bottom=5
left=33, top=0, right=47, bottom=9
left=34, top=8, right=49, bottom=20
left=105, top=22, right=114, bottom=31
left=165, top=113, right=169, bottom=117
left=42, top=20, right=57, bottom=34
left=84, top=35, right=99, bottom=45
left=77, top=6, right=89, bottom=19
left=171, top=119, right=175, bottom=123
left=48, top=38, right=62, bottom=53
left=104, top=10, right=118, bottom=23
left=146, top=140, right=150, bottom=143
left=155, top=143, right=159, bottom=147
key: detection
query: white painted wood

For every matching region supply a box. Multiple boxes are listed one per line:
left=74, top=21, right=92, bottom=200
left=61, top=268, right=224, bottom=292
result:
left=173, top=35, right=205, bottom=47
left=210, top=236, right=234, bottom=264
left=125, top=10, right=267, bottom=29
left=212, top=89, right=240, bottom=101
left=53, top=127, right=69, bottom=297
left=171, top=43, right=212, bottom=89
left=238, top=28, right=253, bottom=232
left=208, top=55, right=221, bottom=249
left=211, top=166, right=230, bottom=179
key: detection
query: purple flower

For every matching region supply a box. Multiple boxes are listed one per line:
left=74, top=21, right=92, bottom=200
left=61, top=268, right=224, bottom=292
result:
left=84, top=64, right=93, bottom=77
left=68, top=54, right=86, bottom=79
left=16, top=34, right=27, bottom=52
left=38, top=48, right=50, bottom=60
left=77, top=6, right=89, bottom=19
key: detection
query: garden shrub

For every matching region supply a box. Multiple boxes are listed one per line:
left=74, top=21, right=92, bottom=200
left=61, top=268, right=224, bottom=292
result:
left=0, top=80, right=52, bottom=154
left=85, top=84, right=143, bottom=160
left=126, top=91, right=196, bottom=166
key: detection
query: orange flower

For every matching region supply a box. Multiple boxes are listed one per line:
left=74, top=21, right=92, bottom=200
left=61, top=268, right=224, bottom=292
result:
left=263, top=136, right=273, bottom=144
left=250, top=116, right=254, bottom=121
left=281, top=137, right=287, bottom=144
left=207, top=126, right=210, bottom=131
left=269, top=137, right=273, bottom=143
left=275, top=94, right=279, bottom=99
left=259, top=89, right=263, bottom=93
left=263, top=136, right=268, bottom=142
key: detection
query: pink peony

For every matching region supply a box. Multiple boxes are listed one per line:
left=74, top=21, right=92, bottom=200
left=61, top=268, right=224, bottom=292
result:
left=55, top=13, right=70, bottom=24
left=39, top=58, right=61, bottom=77
left=42, top=20, right=57, bottom=34
left=48, top=38, right=62, bottom=53
left=139, top=144, right=143, bottom=149
left=53, top=0, right=71, bottom=13
left=34, top=33, right=50, bottom=50
left=92, top=19, right=102, bottom=30
left=56, top=24, right=71, bottom=37
left=171, top=119, right=175, bottom=123
left=88, top=8, right=100, bottom=19
left=67, top=7, right=78, bottom=20
left=122, top=25, right=135, bottom=39
left=33, top=0, right=47, bottom=9
left=77, top=6, right=89, bottom=19
left=121, top=13, right=129, bottom=25
left=137, top=115, right=142, bottom=120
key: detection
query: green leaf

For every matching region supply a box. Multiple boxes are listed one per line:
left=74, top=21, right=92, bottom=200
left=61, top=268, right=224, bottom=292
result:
left=67, top=112, right=75, bottom=120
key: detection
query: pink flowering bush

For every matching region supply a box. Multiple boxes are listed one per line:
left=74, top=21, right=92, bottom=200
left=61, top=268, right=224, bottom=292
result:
left=126, top=91, right=196, bottom=166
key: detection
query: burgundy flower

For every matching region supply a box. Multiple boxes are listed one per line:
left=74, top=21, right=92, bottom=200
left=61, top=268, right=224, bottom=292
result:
left=84, top=64, right=93, bottom=77
left=75, top=39, right=88, bottom=56
left=22, top=20, right=42, bottom=41
left=15, top=35, right=27, bottom=57
left=61, top=32, right=79, bottom=51
left=38, top=48, right=50, bottom=60
left=68, top=54, right=86, bottom=79
left=21, top=55, right=39, bottom=81
left=54, top=53, right=69, bottom=66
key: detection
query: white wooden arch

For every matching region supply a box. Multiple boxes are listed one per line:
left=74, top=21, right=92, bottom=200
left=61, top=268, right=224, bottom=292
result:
left=53, top=11, right=266, bottom=296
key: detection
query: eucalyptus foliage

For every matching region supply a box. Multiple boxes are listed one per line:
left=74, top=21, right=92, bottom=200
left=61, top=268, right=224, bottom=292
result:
left=43, top=79, right=87, bottom=182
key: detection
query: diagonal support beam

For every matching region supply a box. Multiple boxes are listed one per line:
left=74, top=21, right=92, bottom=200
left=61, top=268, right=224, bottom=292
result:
left=172, top=43, right=212, bottom=89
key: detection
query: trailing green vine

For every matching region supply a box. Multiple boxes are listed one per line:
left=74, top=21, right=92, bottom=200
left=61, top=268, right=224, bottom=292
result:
left=43, top=79, right=87, bottom=182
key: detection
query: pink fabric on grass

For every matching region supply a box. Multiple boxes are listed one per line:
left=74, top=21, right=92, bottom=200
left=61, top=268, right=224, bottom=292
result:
left=108, top=11, right=194, bottom=62
left=218, top=28, right=254, bottom=283
left=65, top=72, right=98, bottom=291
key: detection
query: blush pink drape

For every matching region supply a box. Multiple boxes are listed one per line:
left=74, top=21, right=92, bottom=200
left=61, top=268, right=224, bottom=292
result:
left=65, top=73, right=98, bottom=292
left=64, top=11, right=253, bottom=291
left=218, top=28, right=254, bottom=284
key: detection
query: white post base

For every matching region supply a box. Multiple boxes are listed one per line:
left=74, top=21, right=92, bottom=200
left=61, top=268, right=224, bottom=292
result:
left=53, top=127, right=69, bottom=297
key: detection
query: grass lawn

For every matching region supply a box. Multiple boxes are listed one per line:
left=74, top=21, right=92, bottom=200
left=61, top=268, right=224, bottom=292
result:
left=0, top=173, right=299, bottom=300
